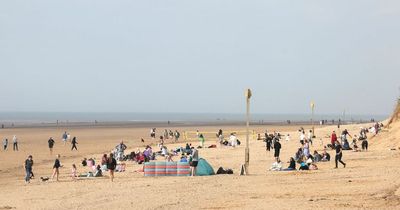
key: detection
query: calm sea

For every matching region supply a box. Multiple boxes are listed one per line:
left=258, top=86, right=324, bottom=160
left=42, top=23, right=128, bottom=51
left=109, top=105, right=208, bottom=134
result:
left=0, top=112, right=388, bottom=125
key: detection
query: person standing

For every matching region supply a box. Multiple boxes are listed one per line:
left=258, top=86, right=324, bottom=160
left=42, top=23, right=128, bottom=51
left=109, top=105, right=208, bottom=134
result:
left=266, top=135, right=272, bottom=152
left=190, top=147, right=199, bottom=176
left=3, top=138, right=8, bottom=151
left=24, top=155, right=33, bottom=183
left=229, top=133, right=237, bottom=148
left=334, top=141, right=346, bottom=168
left=303, top=140, right=310, bottom=157
left=51, top=154, right=62, bottom=181
left=48, top=137, right=55, bottom=154
left=13, top=135, right=18, bottom=151
left=71, top=137, right=78, bottom=151
left=273, top=139, right=282, bottom=161
left=331, top=131, right=337, bottom=149
left=307, top=130, right=313, bottom=145
left=62, top=131, right=68, bottom=146
left=107, top=153, right=117, bottom=182
left=199, top=134, right=205, bottom=148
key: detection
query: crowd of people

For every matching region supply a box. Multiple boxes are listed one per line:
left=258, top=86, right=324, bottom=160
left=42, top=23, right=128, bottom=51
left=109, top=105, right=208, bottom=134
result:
left=18, top=122, right=384, bottom=184
left=268, top=122, right=383, bottom=172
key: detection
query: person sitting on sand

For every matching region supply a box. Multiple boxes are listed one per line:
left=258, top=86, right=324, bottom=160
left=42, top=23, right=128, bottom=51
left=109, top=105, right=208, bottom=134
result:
left=180, top=155, right=188, bottom=162
left=313, top=151, right=322, bottom=162
left=94, top=165, right=102, bottom=177
left=282, top=157, right=296, bottom=171
left=321, top=150, right=331, bottom=162
left=351, top=138, right=360, bottom=152
left=299, top=162, right=309, bottom=170
left=309, top=163, right=318, bottom=170
left=343, top=139, right=351, bottom=150
left=294, top=148, right=304, bottom=163
left=269, top=158, right=282, bottom=171
left=82, top=158, right=87, bottom=167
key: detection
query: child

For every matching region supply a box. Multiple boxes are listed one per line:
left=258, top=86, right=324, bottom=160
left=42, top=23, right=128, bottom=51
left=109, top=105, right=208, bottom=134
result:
left=71, top=164, right=78, bottom=180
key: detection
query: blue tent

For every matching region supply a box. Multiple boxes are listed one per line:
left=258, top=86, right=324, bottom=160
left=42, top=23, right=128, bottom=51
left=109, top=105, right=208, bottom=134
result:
left=196, top=158, right=215, bottom=176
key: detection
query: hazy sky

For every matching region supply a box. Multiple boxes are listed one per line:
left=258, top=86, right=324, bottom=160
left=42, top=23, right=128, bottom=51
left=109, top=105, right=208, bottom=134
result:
left=0, top=1, right=399, bottom=115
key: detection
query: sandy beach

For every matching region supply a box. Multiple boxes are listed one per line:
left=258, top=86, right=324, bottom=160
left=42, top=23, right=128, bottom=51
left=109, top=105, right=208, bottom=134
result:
left=0, top=120, right=399, bottom=210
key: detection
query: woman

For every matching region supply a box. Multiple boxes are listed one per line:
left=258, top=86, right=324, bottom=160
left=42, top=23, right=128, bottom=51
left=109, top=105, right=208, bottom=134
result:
left=71, top=164, right=78, bottom=180
left=283, top=157, right=296, bottom=171
left=107, top=153, right=117, bottom=182
left=303, top=140, right=310, bottom=158
left=51, top=154, right=62, bottom=181
left=199, top=134, right=205, bottom=148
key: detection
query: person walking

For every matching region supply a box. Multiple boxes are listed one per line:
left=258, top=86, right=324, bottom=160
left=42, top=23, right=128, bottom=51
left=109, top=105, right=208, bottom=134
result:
left=48, top=137, right=55, bottom=154
left=13, top=135, right=18, bottom=151
left=71, top=137, right=78, bottom=151
left=273, top=139, right=282, bottom=161
left=51, top=154, right=62, bottom=181
left=107, top=153, right=117, bottom=182
left=24, top=155, right=34, bottom=183
left=334, top=141, right=346, bottom=168
left=3, top=138, right=8, bottom=151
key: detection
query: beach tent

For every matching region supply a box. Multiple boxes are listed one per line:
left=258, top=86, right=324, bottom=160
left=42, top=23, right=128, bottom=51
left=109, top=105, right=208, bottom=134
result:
left=196, top=158, right=215, bottom=176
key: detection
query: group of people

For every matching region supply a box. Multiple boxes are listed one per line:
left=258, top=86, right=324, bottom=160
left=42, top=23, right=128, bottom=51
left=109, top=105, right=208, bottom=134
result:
left=2, top=135, right=18, bottom=151
left=151, top=128, right=181, bottom=142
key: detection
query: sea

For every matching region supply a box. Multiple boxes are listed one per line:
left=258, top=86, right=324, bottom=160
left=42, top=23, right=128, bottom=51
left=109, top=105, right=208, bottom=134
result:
left=0, top=112, right=388, bottom=125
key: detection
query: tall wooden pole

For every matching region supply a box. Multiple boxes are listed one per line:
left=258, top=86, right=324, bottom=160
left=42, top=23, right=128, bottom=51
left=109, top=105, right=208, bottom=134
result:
left=245, top=89, right=252, bottom=174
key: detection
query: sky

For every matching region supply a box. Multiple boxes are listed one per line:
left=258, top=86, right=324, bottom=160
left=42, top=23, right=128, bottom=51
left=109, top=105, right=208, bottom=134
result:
left=0, top=1, right=399, bottom=116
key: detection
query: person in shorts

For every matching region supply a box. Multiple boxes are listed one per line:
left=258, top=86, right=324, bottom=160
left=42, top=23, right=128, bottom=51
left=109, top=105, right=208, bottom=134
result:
left=190, top=147, right=199, bottom=176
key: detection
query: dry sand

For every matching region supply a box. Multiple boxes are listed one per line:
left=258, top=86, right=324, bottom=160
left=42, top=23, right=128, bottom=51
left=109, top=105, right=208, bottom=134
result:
left=0, top=122, right=399, bottom=210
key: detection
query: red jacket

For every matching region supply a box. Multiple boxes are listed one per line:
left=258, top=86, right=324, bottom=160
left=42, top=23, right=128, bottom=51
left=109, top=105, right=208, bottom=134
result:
left=331, top=133, right=337, bottom=144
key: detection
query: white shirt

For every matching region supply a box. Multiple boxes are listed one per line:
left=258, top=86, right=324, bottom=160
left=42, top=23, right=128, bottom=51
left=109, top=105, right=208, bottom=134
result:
left=300, top=133, right=305, bottom=141
left=13, top=136, right=17, bottom=143
left=229, top=135, right=237, bottom=146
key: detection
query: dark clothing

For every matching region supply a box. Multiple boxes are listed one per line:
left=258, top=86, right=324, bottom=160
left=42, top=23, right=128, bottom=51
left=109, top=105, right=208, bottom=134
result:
left=335, top=153, right=346, bottom=168
left=13, top=142, right=18, bottom=151
left=71, top=137, right=78, bottom=150
left=48, top=139, right=55, bottom=148
left=190, top=161, right=199, bottom=167
left=274, top=142, right=281, bottom=158
left=107, top=158, right=117, bottom=170
left=25, top=159, right=33, bottom=169
left=362, top=140, right=368, bottom=151
left=288, top=160, right=296, bottom=169
left=266, top=138, right=272, bottom=151
left=53, top=159, right=61, bottom=169
left=335, top=144, right=345, bottom=167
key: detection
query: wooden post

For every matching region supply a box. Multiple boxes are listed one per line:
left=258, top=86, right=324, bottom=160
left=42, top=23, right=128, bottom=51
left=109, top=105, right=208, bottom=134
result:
left=245, top=89, right=252, bottom=174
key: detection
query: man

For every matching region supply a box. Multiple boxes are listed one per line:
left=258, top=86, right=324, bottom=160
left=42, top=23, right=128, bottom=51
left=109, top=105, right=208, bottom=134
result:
left=335, top=141, right=346, bottom=168
left=71, top=137, right=78, bottom=151
left=274, top=139, right=282, bottom=161
left=3, top=138, right=8, bottom=150
left=190, top=147, right=199, bottom=176
left=24, top=155, right=34, bottom=183
left=307, top=130, right=313, bottom=145
left=48, top=137, right=55, bottom=154
left=341, top=129, right=352, bottom=144
left=116, top=141, right=127, bottom=161
left=13, top=135, right=18, bottom=151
